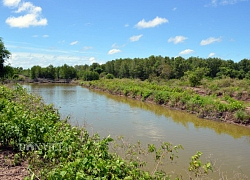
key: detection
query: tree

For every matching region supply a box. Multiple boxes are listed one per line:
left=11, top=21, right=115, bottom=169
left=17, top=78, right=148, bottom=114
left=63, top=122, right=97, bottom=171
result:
left=158, top=64, right=172, bottom=79
left=75, top=64, right=89, bottom=79
left=90, top=63, right=103, bottom=74
left=0, top=38, right=11, bottom=78
left=3, top=65, right=14, bottom=79
left=83, top=71, right=99, bottom=81
left=238, top=59, right=250, bottom=75
left=59, top=64, right=77, bottom=79
left=44, top=65, right=56, bottom=79
left=30, top=65, right=42, bottom=79
left=105, top=61, right=114, bottom=75
left=186, top=67, right=208, bottom=87
left=172, top=56, right=188, bottom=79
left=119, top=60, right=129, bottom=78
left=206, top=58, right=223, bottom=78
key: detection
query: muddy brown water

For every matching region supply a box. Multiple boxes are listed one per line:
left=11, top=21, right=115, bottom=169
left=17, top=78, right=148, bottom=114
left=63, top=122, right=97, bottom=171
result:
left=23, top=84, right=250, bottom=178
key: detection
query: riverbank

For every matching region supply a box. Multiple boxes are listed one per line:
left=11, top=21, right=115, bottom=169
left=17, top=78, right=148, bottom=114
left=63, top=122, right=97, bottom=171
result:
left=79, top=78, right=250, bottom=127
left=1, top=83, right=249, bottom=179
left=0, top=84, right=190, bottom=179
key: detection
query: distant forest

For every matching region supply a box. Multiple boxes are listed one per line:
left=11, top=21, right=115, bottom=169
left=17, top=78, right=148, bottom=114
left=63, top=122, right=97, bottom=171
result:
left=3, top=56, right=250, bottom=83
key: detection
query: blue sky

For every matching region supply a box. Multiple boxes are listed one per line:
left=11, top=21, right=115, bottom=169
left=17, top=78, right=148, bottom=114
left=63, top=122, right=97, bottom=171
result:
left=1, top=0, right=249, bottom=69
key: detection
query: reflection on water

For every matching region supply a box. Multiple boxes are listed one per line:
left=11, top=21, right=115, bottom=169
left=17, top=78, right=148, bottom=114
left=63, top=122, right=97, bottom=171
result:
left=92, top=89, right=250, bottom=139
left=23, top=84, right=250, bottom=178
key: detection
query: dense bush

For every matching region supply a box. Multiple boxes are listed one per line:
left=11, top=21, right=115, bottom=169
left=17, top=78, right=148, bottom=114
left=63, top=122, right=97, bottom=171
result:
left=106, top=73, right=115, bottom=79
left=83, top=71, right=99, bottom=81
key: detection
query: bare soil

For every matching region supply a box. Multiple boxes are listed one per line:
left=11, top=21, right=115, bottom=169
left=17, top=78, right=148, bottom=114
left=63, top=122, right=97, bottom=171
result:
left=0, top=149, right=29, bottom=180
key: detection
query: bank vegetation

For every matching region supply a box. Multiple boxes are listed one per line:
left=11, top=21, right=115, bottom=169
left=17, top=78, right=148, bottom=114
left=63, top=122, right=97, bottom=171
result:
left=80, top=78, right=250, bottom=126
left=0, top=84, right=220, bottom=179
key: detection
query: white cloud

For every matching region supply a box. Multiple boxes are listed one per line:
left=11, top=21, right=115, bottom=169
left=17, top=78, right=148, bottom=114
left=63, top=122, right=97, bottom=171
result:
left=111, top=43, right=117, bottom=48
left=173, top=7, right=177, bottom=11
left=200, top=37, right=222, bottom=45
left=111, top=43, right=126, bottom=49
left=15, top=2, right=41, bottom=13
left=70, top=41, right=78, bottom=45
left=9, top=52, right=97, bottom=68
left=3, top=0, right=21, bottom=7
left=211, top=0, right=218, bottom=6
left=4, top=0, right=47, bottom=28
left=6, top=14, right=47, bottom=28
left=129, top=34, right=143, bottom=42
left=208, top=52, right=215, bottom=57
left=108, top=49, right=121, bottom=55
left=125, top=23, right=129, bottom=27
left=89, top=57, right=96, bottom=64
left=221, top=0, right=247, bottom=5
left=209, top=0, right=247, bottom=6
left=82, top=46, right=93, bottom=51
left=135, top=16, right=168, bottom=29
left=168, top=36, right=188, bottom=44
left=43, top=35, right=49, bottom=38
left=179, top=49, right=194, bottom=55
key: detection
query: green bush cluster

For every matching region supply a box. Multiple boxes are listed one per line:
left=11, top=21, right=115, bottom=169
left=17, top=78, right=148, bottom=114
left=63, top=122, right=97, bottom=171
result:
left=0, top=85, right=60, bottom=149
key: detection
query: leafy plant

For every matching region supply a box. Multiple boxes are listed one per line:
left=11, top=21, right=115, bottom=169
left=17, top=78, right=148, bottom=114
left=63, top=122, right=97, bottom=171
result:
left=106, top=73, right=115, bottom=79
left=188, top=151, right=213, bottom=178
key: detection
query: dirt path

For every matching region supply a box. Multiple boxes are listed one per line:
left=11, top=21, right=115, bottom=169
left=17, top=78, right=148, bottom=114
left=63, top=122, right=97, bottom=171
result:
left=0, top=149, right=29, bottom=180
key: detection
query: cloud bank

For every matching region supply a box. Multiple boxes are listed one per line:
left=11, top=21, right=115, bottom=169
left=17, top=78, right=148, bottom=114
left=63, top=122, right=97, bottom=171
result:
left=9, top=52, right=96, bottom=68
left=3, top=0, right=48, bottom=28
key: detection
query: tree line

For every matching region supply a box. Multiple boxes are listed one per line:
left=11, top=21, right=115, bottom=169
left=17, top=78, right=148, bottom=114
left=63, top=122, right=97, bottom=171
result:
left=1, top=38, right=250, bottom=83
left=3, top=56, right=250, bottom=83
left=17, top=56, right=250, bottom=82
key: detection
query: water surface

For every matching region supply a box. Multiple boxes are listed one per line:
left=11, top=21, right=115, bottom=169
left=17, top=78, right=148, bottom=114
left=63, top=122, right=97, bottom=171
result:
left=23, top=84, right=250, bottom=178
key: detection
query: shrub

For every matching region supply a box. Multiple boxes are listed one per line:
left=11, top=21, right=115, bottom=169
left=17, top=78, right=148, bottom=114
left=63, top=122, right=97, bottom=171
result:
left=83, top=71, right=99, bottom=81
left=106, top=73, right=115, bottom=79
left=185, top=68, right=207, bottom=87
left=234, top=110, right=247, bottom=122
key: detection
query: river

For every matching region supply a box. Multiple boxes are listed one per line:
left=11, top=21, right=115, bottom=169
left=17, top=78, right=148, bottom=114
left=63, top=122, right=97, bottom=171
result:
left=23, top=83, right=250, bottom=179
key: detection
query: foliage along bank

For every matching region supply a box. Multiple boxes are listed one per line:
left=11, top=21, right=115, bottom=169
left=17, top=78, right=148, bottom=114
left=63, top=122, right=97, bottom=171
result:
left=0, top=84, right=148, bottom=179
left=80, top=78, right=250, bottom=126
left=1, top=84, right=215, bottom=179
